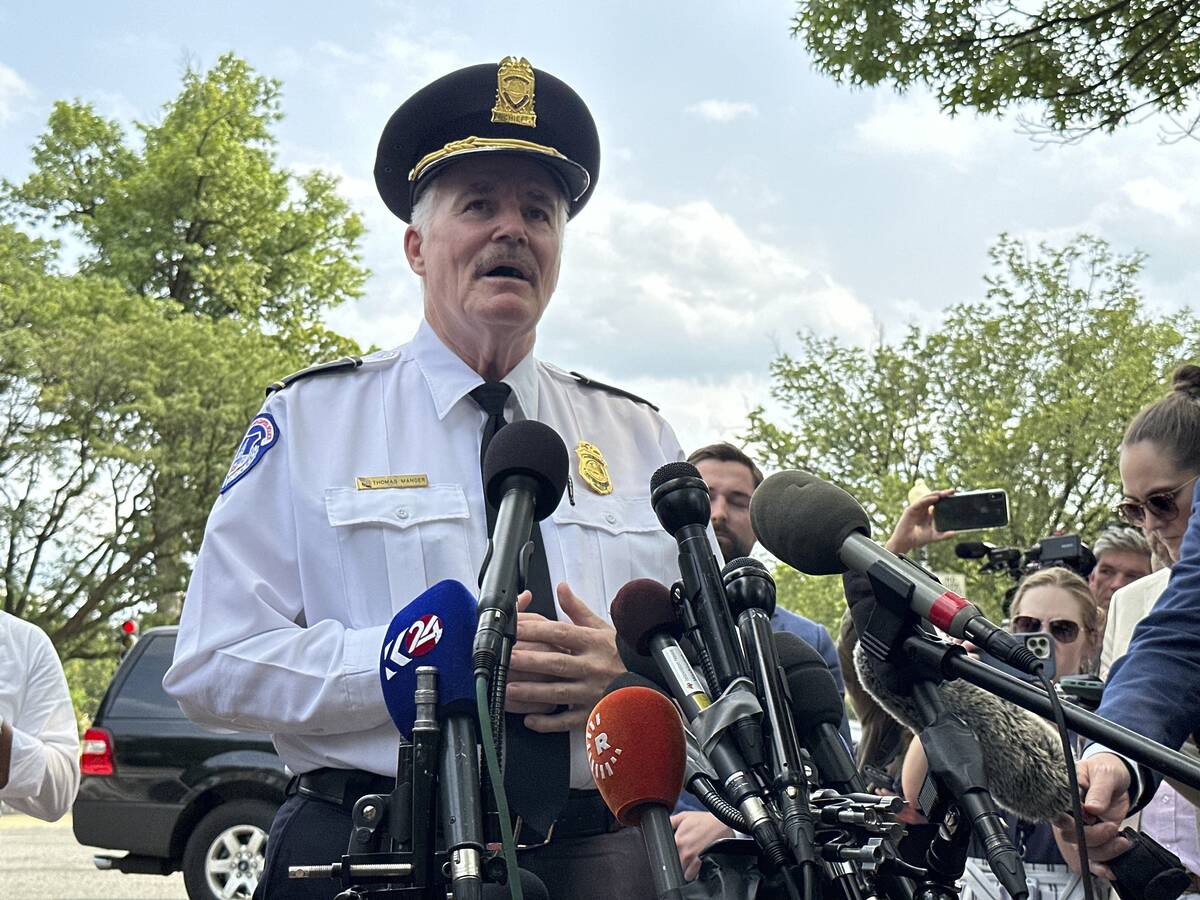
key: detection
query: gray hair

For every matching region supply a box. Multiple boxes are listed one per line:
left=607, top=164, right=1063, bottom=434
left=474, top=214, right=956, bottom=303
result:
left=409, top=170, right=569, bottom=238
left=1092, top=525, right=1151, bottom=561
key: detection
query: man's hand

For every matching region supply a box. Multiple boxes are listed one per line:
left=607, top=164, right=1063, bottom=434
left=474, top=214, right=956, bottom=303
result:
left=504, top=583, right=624, bottom=732
left=885, top=489, right=957, bottom=556
left=1052, top=752, right=1134, bottom=879
left=671, top=811, right=733, bottom=880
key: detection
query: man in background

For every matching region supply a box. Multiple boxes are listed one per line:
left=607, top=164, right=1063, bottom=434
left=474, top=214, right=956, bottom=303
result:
left=1088, top=525, right=1151, bottom=612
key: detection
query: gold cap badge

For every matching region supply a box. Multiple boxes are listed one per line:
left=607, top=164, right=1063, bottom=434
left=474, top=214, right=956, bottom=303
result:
left=575, top=441, right=612, bottom=495
left=492, top=56, right=536, bottom=127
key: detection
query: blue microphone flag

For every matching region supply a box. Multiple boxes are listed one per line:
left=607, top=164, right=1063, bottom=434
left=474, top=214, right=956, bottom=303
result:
left=380, top=579, right=478, bottom=738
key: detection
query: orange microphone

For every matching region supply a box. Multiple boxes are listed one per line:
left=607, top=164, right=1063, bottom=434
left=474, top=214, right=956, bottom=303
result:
left=587, top=681, right=687, bottom=898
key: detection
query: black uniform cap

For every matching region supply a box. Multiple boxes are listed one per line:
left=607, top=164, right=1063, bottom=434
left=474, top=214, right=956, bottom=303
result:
left=375, top=57, right=600, bottom=223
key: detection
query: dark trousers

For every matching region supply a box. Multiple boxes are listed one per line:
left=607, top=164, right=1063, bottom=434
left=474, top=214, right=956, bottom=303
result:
left=253, top=793, right=658, bottom=900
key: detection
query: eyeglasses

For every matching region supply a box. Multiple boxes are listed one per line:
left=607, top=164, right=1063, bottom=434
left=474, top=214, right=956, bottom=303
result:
left=1012, top=615, right=1082, bottom=644
left=1114, top=473, right=1200, bottom=526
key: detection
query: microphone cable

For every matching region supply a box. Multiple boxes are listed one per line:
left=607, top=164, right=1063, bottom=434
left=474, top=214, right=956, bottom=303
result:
left=1035, top=667, right=1094, bottom=900
left=476, top=673, right=523, bottom=900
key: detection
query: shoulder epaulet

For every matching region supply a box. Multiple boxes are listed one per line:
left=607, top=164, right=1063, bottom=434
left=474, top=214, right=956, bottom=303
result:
left=265, top=355, right=364, bottom=397
left=569, top=370, right=659, bottom=411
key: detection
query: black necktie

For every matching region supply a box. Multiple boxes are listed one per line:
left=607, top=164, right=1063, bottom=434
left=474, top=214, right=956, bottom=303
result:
left=468, top=383, right=569, bottom=841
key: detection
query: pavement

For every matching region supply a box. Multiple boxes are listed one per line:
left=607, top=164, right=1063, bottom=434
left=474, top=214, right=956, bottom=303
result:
left=0, top=811, right=188, bottom=899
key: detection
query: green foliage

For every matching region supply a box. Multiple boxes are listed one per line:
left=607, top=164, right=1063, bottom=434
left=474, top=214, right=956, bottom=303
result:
left=791, top=0, right=1200, bottom=137
left=0, top=54, right=368, bottom=660
left=753, top=234, right=1199, bottom=620
left=63, top=655, right=119, bottom=733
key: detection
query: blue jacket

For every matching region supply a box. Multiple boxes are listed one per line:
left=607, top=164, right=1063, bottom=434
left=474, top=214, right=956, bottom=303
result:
left=1098, top=487, right=1200, bottom=797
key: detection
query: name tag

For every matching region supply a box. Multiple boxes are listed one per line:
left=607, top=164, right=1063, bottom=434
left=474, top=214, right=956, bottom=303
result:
left=355, top=474, right=429, bottom=491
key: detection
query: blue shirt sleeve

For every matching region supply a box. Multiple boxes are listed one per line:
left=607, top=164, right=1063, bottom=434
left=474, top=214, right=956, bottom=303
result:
left=1098, top=487, right=1200, bottom=753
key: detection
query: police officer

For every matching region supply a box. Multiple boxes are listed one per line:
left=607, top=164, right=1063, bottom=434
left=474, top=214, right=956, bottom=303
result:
left=165, top=58, right=687, bottom=899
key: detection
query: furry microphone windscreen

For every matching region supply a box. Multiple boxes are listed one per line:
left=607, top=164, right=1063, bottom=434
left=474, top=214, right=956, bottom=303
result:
left=853, top=643, right=1072, bottom=822
left=586, top=686, right=686, bottom=826
left=750, top=470, right=871, bottom=576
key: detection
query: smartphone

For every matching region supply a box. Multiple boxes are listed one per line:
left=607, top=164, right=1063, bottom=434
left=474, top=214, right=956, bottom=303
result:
left=933, top=489, right=1009, bottom=533
left=977, top=631, right=1055, bottom=684
left=1058, top=674, right=1104, bottom=710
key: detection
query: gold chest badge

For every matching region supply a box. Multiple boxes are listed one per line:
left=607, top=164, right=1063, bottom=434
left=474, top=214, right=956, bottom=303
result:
left=575, top=441, right=612, bottom=495
left=492, top=56, right=536, bottom=127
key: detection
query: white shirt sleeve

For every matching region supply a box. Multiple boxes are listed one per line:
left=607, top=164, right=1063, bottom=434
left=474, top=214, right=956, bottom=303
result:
left=163, top=399, right=391, bottom=736
left=1, top=631, right=79, bottom=821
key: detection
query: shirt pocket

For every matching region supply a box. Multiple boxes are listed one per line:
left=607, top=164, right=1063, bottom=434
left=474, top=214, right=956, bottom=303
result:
left=324, top=484, right=474, bottom=624
left=551, top=491, right=677, bottom=618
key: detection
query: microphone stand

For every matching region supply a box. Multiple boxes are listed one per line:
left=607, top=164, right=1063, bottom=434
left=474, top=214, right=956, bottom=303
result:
left=287, top=667, right=447, bottom=899
left=902, top=638, right=1200, bottom=790
left=855, top=566, right=1029, bottom=900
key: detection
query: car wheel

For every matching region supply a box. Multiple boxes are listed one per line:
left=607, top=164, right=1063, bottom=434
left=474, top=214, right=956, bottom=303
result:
left=182, top=799, right=274, bottom=900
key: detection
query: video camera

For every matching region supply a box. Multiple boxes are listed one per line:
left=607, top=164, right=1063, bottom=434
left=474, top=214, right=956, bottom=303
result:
left=955, top=533, right=1095, bottom=615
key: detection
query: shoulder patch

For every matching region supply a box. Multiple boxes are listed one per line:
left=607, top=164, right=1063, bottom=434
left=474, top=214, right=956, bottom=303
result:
left=569, top=371, right=659, bottom=411
left=220, top=413, right=280, bottom=494
left=265, top=355, right=363, bottom=397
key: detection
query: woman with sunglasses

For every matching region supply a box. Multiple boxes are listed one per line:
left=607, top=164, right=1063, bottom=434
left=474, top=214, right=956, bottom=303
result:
left=900, top=567, right=1102, bottom=899
left=1083, top=365, right=1200, bottom=892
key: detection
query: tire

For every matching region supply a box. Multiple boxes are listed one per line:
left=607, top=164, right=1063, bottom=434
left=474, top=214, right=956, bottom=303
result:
left=182, top=799, right=275, bottom=900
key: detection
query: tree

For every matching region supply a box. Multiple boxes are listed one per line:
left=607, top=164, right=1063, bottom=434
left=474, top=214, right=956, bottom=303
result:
left=0, top=54, right=368, bottom=660
left=791, top=0, right=1200, bottom=139
left=749, top=234, right=1199, bottom=628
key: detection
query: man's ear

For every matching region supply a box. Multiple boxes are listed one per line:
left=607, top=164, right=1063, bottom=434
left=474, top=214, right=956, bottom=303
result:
left=404, top=225, right=425, bottom=276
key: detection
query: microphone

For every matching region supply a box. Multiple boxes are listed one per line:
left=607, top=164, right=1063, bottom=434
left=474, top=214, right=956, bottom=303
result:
left=587, top=684, right=687, bottom=900
left=722, top=559, right=818, bottom=869
left=472, top=420, right=569, bottom=679
left=380, top=580, right=483, bottom=900
left=853, top=642, right=1072, bottom=823
left=650, top=462, right=764, bottom=765
left=773, top=632, right=867, bottom=794
left=611, top=579, right=789, bottom=868
left=749, top=470, right=1039, bottom=675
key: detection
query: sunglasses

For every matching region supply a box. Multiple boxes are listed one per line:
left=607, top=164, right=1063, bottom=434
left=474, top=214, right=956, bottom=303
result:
left=1012, top=615, right=1082, bottom=644
left=1114, top=472, right=1200, bottom=526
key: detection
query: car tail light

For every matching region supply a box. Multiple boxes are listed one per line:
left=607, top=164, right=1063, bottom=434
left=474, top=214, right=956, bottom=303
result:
left=81, top=727, right=115, bottom=776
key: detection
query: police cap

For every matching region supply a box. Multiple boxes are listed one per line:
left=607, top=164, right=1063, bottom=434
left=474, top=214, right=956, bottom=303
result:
left=375, top=57, right=600, bottom=223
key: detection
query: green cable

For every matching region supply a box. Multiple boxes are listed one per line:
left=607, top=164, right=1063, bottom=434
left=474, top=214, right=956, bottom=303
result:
left=476, top=674, right=523, bottom=900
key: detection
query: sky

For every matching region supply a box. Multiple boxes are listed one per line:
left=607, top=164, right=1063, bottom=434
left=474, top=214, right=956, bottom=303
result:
left=3, top=0, right=1199, bottom=455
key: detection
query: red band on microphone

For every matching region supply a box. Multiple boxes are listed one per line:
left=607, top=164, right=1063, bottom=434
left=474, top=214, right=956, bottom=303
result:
left=929, top=591, right=969, bottom=631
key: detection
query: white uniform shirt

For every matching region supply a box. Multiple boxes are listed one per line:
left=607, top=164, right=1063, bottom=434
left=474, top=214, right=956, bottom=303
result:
left=0, top=612, right=80, bottom=821
left=165, top=321, right=686, bottom=787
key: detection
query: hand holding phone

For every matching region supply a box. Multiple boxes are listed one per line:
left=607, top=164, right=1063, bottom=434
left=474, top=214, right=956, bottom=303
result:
left=933, top=489, right=1009, bottom=533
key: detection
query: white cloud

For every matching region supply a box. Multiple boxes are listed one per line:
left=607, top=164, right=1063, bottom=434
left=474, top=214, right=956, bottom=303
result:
left=0, top=61, right=33, bottom=124
left=1121, top=176, right=1190, bottom=226
left=853, top=93, right=1006, bottom=166
left=686, top=99, right=758, bottom=123
left=541, top=191, right=875, bottom=383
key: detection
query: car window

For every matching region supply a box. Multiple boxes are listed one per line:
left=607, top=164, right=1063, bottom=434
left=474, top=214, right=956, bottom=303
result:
left=107, top=635, right=187, bottom=719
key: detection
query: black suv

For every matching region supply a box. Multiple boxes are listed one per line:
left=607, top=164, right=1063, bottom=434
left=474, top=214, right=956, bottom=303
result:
left=73, top=626, right=288, bottom=899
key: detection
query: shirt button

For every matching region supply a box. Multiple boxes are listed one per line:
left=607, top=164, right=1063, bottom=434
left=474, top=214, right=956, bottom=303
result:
left=605, top=512, right=617, bottom=525
left=396, top=508, right=409, bottom=520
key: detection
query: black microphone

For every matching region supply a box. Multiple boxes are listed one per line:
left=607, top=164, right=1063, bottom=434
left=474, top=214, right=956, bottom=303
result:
left=650, top=462, right=764, bottom=765
left=749, top=470, right=1039, bottom=675
left=611, top=579, right=789, bottom=868
left=722, top=558, right=817, bottom=870
left=772, top=632, right=867, bottom=794
left=472, top=420, right=569, bottom=678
